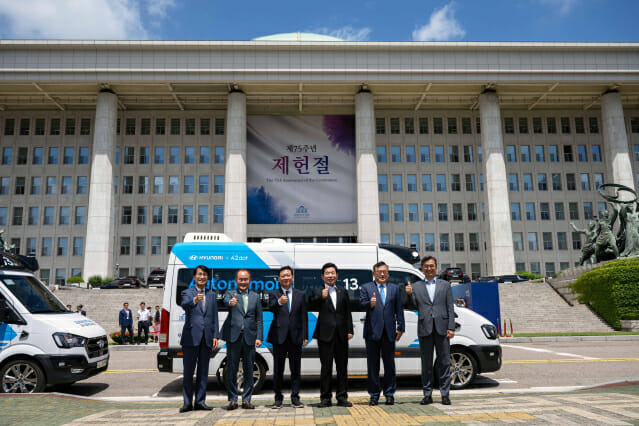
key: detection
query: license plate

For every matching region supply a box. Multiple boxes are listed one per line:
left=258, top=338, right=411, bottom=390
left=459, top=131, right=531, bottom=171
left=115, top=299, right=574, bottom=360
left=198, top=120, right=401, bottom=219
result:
left=97, top=359, right=107, bottom=369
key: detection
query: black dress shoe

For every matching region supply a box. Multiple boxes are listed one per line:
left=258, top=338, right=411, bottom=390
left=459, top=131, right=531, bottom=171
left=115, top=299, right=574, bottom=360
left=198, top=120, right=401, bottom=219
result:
left=420, top=396, right=433, bottom=405
left=194, top=403, right=213, bottom=411
left=441, top=396, right=451, bottom=405
left=337, top=400, right=353, bottom=407
left=385, top=396, right=395, bottom=405
left=272, top=400, right=282, bottom=409
left=291, top=399, right=305, bottom=408
left=179, top=405, right=193, bottom=413
left=226, top=401, right=238, bottom=411
left=318, top=400, right=332, bottom=408
left=369, top=398, right=378, bottom=406
left=242, top=402, right=255, bottom=409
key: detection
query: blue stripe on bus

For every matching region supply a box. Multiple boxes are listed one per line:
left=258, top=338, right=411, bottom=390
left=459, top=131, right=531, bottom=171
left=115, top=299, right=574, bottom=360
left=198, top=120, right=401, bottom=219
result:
left=171, top=243, right=270, bottom=269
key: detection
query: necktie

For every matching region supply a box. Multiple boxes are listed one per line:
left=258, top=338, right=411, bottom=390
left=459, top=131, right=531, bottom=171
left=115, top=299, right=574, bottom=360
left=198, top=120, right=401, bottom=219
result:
left=286, top=290, right=291, bottom=310
left=380, top=285, right=386, bottom=305
left=242, top=292, right=248, bottom=312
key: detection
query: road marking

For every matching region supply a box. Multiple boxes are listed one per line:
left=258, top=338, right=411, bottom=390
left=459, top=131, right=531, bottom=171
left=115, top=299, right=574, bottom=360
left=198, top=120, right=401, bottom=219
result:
left=504, top=357, right=639, bottom=364
left=502, top=344, right=598, bottom=359
left=496, top=379, right=518, bottom=383
left=105, top=369, right=158, bottom=374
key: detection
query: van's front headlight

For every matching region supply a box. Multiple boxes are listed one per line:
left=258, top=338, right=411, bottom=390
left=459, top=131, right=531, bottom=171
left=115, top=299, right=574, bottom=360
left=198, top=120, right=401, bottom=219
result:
left=481, top=324, right=498, bottom=340
left=53, top=332, right=86, bottom=348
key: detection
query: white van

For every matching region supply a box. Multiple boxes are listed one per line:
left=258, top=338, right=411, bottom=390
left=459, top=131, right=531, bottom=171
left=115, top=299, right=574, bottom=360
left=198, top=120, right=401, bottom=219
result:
left=157, top=233, right=501, bottom=391
left=0, top=252, right=109, bottom=393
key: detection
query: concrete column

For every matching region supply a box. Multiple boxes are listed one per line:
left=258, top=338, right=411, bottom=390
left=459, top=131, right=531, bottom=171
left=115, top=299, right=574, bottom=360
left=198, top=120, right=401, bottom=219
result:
left=83, top=90, right=117, bottom=279
left=479, top=90, right=515, bottom=275
left=223, top=91, right=248, bottom=242
left=601, top=90, right=635, bottom=191
left=355, top=91, right=381, bottom=243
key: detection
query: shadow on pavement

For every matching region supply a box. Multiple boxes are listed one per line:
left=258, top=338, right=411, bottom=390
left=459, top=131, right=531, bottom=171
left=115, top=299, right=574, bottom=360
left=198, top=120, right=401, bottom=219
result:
left=50, top=382, right=110, bottom=396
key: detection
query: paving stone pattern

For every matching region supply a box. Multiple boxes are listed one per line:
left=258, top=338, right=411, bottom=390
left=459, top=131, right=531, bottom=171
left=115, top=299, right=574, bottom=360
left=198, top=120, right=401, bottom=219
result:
left=2, top=387, right=639, bottom=425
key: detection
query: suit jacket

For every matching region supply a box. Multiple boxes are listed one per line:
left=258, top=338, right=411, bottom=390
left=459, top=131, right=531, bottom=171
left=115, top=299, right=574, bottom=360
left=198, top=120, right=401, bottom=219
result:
left=118, top=308, right=133, bottom=327
left=310, top=285, right=353, bottom=342
left=409, top=278, right=455, bottom=336
left=221, top=289, right=263, bottom=345
left=266, top=287, right=308, bottom=346
left=180, top=286, right=220, bottom=348
left=360, top=281, right=405, bottom=342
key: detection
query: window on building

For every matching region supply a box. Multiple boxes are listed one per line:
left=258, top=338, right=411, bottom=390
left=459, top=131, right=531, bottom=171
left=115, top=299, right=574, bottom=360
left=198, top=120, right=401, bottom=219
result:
left=200, top=146, right=210, bottom=164
left=592, top=145, right=601, bottom=162
left=438, top=203, right=448, bottom=221
left=440, top=233, right=450, bottom=251
left=14, top=177, right=25, bottom=195
left=422, top=174, right=432, bottom=191
left=26, top=238, right=36, bottom=256
left=454, top=233, right=464, bottom=251
left=169, top=147, right=179, bottom=164
left=0, top=177, right=8, bottom=195
left=518, top=117, right=529, bottom=134
left=575, top=117, right=585, bottom=134
left=393, top=204, right=403, bottom=222
left=120, top=237, right=130, bottom=255
left=378, top=175, right=387, bottom=192
left=121, top=206, right=132, bottom=224
left=215, top=146, right=225, bottom=163
left=199, top=175, right=209, bottom=193
left=154, top=147, right=164, bottom=164
left=525, top=202, right=536, bottom=220
left=17, top=147, right=28, bottom=164
left=185, top=118, right=196, bottom=135
left=569, top=202, right=579, bottom=220
left=546, top=117, right=557, bottom=134
left=19, top=118, right=30, bottom=135
left=452, top=203, right=463, bottom=221
left=183, top=176, right=194, bottom=194
left=537, top=173, right=548, bottom=191
left=554, top=202, right=565, bottom=220
left=170, top=118, right=181, bottom=135
left=435, top=145, right=444, bottom=162
left=593, top=173, right=604, bottom=190
left=589, top=117, right=599, bottom=133
left=467, top=203, right=477, bottom=221
left=75, top=206, right=86, bottom=225
left=43, top=207, right=54, bottom=225
left=504, top=117, right=514, bottom=134
left=183, top=206, right=193, bottom=224
left=28, top=207, right=38, bottom=225
left=557, top=232, right=568, bottom=250
left=30, top=177, right=41, bottom=195
left=572, top=231, right=582, bottom=250
left=408, top=203, right=418, bottom=222
left=423, top=204, right=433, bottom=221
left=447, top=117, right=457, bottom=134
left=450, top=174, right=460, bottom=191
left=198, top=205, right=209, bottom=224
left=409, top=234, right=419, bottom=249
left=506, top=145, right=516, bottom=162
left=405, top=117, right=414, bottom=134
left=41, top=238, right=52, bottom=256
left=540, top=202, right=550, bottom=220
left=379, top=204, right=389, bottom=222
left=513, top=232, right=524, bottom=251
left=60, top=176, right=71, bottom=194
left=214, top=175, right=224, bottom=193
left=184, top=147, right=195, bottom=164
left=449, top=146, right=459, bottom=162
left=78, top=147, right=89, bottom=164
left=168, top=206, right=178, bottom=224
left=462, top=117, right=472, bottom=134
left=433, top=117, right=443, bottom=134
left=49, top=118, right=60, bottom=135
left=405, top=146, right=416, bottom=163
left=532, top=117, right=543, bottom=133
left=563, top=145, right=573, bottom=162
left=407, top=174, right=417, bottom=192
left=152, top=206, right=163, bottom=224
left=543, top=232, right=553, bottom=250
left=137, top=206, right=147, bottom=224
left=549, top=145, right=559, bottom=162
left=48, top=147, right=58, bottom=164
left=523, top=174, right=533, bottom=191
left=0, top=207, right=6, bottom=226
left=215, top=118, right=225, bottom=135
left=122, top=176, right=133, bottom=194
left=511, top=203, right=521, bottom=221
left=390, top=118, right=400, bottom=134
left=436, top=174, right=446, bottom=191
left=153, top=176, right=164, bottom=194
left=508, top=174, right=519, bottom=191
left=33, top=147, right=43, bottom=164
left=424, top=234, right=435, bottom=251
left=566, top=173, right=576, bottom=190
left=375, top=117, right=385, bottom=134
left=465, top=174, right=475, bottom=191
left=520, top=145, right=530, bottom=162
left=584, top=202, right=594, bottom=220
left=125, top=118, right=136, bottom=135
left=151, top=236, right=162, bottom=255
left=46, top=176, right=56, bottom=194
left=580, top=173, right=590, bottom=191
left=376, top=146, right=386, bottom=163
left=391, top=146, right=401, bottom=162
left=463, top=145, right=473, bottom=162
left=551, top=173, right=562, bottom=191
left=528, top=232, right=538, bottom=251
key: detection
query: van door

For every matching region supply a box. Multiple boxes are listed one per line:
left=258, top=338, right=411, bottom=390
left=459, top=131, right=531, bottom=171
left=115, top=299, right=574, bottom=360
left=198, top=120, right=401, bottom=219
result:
left=0, top=289, right=26, bottom=355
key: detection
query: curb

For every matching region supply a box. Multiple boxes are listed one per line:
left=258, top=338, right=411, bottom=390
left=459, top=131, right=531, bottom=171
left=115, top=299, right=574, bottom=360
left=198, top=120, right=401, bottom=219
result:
left=108, top=343, right=160, bottom=351
left=501, top=335, right=639, bottom=343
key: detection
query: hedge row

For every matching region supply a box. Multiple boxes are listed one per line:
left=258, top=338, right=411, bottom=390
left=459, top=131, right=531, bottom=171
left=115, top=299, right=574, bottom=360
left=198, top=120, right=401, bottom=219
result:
left=570, top=258, right=639, bottom=329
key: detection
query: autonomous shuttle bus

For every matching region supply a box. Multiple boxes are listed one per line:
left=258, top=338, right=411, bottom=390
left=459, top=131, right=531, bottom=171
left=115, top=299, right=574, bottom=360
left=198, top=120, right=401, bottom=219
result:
left=157, top=233, right=501, bottom=391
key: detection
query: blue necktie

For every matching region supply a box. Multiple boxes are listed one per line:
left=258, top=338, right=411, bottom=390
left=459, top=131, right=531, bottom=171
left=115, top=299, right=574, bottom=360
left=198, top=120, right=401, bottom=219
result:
left=286, top=290, right=291, bottom=310
left=380, top=285, right=386, bottom=305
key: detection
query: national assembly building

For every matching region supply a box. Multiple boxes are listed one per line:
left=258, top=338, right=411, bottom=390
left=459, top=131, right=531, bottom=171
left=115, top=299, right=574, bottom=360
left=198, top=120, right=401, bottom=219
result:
left=0, top=33, right=637, bottom=284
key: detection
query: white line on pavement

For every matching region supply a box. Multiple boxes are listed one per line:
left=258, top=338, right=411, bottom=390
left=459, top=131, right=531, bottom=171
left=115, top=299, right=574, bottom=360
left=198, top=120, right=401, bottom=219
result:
left=501, top=344, right=599, bottom=359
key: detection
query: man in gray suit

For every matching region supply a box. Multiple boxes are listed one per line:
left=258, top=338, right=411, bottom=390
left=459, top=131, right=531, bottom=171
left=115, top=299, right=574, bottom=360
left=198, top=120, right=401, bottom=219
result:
left=221, top=269, right=262, bottom=410
left=406, top=256, right=455, bottom=406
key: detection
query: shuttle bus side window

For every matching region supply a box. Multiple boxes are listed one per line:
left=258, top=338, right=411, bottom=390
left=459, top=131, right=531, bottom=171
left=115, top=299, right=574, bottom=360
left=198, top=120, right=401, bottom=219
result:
left=387, top=270, right=421, bottom=310
left=294, top=268, right=372, bottom=312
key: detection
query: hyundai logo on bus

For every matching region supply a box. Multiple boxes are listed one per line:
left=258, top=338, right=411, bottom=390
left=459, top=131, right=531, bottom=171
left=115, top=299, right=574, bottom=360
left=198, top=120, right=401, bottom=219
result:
left=188, top=278, right=280, bottom=291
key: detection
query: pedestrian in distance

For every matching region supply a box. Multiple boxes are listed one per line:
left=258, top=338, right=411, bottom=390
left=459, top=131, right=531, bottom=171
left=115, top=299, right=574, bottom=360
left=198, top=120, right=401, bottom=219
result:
left=179, top=265, right=219, bottom=413
left=359, top=261, right=405, bottom=406
left=267, top=266, right=308, bottom=409
left=76, top=304, right=86, bottom=316
left=136, top=302, right=151, bottom=344
left=118, top=302, right=134, bottom=344
left=221, top=269, right=263, bottom=410
left=310, top=262, right=353, bottom=408
left=153, top=305, right=161, bottom=343
left=406, top=255, right=455, bottom=406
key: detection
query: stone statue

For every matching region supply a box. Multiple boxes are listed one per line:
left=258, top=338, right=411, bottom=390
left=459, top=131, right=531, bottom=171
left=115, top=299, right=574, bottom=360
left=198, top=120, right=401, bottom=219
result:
left=570, top=221, right=598, bottom=265
left=594, top=209, right=619, bottom=262
left=619, top=204, right=639, bottom=257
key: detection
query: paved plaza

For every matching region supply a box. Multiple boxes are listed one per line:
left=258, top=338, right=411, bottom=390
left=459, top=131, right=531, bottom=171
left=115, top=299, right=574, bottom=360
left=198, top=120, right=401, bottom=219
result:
left=2, top=383, right=638, bottom=425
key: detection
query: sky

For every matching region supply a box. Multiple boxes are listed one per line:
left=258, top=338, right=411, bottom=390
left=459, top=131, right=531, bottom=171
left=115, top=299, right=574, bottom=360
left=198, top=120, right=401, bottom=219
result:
left=0, top=0, right=637, bottom=42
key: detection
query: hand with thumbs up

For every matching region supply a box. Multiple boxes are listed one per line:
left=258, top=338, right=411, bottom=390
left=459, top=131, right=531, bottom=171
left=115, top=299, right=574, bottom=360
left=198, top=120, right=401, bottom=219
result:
left=370, top=293, right=377, bottom=308
left=405, top=282, right=413, bottom=296
left=279, top=293, right=288, bottom=306
left=321, top=288, right=328, bottom=299
left=229, top=292, right=238, bottom=307
left=195, top=287, right=204, bottom=304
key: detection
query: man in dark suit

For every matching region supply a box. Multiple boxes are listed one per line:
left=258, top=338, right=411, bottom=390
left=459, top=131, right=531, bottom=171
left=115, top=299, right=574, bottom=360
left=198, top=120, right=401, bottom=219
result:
left=310, top=263, right=353, bottom=408
left=179, top=265, right=219, bottom=413
left=76, top=305, right=86, bottom=316
left=118, top=302, right=134, bottom=344
left=359, top=261, right=405, bottom=406
left=267, top=266, right=308, bottom=409
left=222, top=269, right=263, bottom=410
left=406, top=256, right=455, bottom=406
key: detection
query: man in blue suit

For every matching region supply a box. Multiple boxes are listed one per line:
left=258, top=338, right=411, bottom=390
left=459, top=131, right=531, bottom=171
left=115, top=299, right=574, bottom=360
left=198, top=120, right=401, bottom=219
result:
left=267, top=266, right=308, bottom=409
left=118, top=302, right=133, bottom=344
left=222, top=269, right=263, bottom=410
left=179, top=265, right=219, bottom=413
left=360, top=261, right=405, bottom=406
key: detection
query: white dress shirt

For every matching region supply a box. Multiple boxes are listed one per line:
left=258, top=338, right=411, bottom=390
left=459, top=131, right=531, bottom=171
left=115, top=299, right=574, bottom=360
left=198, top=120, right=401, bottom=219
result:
left=425, top=279, right=437, bottom=302
left=326, top=284, right=337, bottom=309
left=137, top=309, right=151, bottom=321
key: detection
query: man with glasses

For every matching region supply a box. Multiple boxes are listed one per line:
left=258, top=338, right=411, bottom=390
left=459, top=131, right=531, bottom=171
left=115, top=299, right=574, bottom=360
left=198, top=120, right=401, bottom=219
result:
left=406, top=256, right=455, bottom=406
left=360, top=261, right=405, bottom=406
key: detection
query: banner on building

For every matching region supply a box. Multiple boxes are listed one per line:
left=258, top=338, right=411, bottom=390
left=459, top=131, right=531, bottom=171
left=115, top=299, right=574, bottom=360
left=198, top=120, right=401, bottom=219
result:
left=247, top=115, right=356, bottom=224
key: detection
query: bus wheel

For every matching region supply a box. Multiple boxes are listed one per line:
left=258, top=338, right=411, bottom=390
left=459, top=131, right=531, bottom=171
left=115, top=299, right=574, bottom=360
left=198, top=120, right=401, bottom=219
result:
left=222, top=358, right=267, bottom=393
left=0, top=359, right=46, bottom=393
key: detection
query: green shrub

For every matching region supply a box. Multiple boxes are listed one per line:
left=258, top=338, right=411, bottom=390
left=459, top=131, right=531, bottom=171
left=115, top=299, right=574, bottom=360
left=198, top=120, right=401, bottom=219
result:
left=570, top=258, right=639, bottom=329
left=103, top=276, right=115, bottom=284
left=621, top=312, right=639, bottom=320
left=87, top=275, right=103, bottom=288
left=66, top=276, right=84, bottom=284
left=516, top=270, right=543, bottom=280
left=109, top=330, right=136, bottom=344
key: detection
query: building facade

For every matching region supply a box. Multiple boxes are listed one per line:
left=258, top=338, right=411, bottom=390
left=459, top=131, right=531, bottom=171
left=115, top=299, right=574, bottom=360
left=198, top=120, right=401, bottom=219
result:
left=0, top=38, right=637, bottom=283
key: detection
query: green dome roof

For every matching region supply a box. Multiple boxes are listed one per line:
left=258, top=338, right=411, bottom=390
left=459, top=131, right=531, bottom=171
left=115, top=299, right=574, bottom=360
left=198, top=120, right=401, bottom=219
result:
left=253, top=32, right=343, bottom=42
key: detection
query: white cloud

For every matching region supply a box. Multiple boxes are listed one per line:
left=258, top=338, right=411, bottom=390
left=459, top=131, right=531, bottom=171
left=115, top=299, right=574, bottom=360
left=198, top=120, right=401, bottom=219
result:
left=312, top=25, right=372, bottom=41
left=537, top=0, right=577, bottom=15
left=0, top=0, right=165, bottom=39
left=412, top=2, right=466, bottom=42
left=146, top=0, right=175, bottom=19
